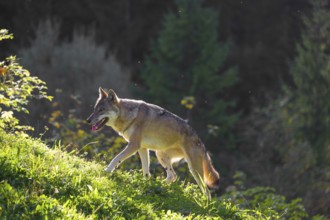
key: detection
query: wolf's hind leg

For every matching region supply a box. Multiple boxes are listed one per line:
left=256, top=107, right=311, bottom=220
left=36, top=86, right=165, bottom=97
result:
left=138, top=148, right=150, bottom=177
left=155, top=150, right=177, bottom=183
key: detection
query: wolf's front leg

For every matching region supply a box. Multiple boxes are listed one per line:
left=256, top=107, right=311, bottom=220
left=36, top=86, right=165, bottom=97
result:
left=138, top=148, right=150, bottom=177
left=105, top=142, right=139, bottom=172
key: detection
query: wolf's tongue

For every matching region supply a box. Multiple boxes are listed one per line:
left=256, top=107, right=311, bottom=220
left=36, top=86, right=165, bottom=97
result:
left=92, top=125, right=97, bottom=131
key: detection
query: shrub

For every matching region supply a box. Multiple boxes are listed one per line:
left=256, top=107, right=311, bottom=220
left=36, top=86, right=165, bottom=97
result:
left=221, top=172, right=309, bottom=220
left=0, top=29, right=52, bottom=133
left=19, top=19, right=130, bottom=119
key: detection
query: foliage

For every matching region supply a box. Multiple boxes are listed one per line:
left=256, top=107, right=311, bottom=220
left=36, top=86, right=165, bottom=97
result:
left=140, top=0, right=238, bottom=146
left=223, top=187, right=308, bottom=220
left=0, top=0, right=309, bottom=113
left=19, top=19, right=130, bottom=119
left=283, top=0, right=330, bottom=166
left=0, top=129, right=313, bottom=219
left=0, top=29, right=52, bottom=132
left=235, top=1, right=330, bottom=216
left=221, top=172, right=308, bottom=220
left=277, top=0, right=330, bottom=214
left=236, top=100, right=330, bottom=217
left=1, top=0, right=329, bottom=216
left=0, top=29, right=13, bottom=40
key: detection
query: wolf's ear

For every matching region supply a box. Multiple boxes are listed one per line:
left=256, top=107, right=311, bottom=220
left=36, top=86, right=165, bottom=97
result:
left=99, top=87, right=108, bottom=99
left=107, top=89, right=119, bottom=103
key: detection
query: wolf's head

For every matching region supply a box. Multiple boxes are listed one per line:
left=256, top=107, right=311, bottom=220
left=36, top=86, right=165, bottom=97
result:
left=86, top=87, right=120, bottom=131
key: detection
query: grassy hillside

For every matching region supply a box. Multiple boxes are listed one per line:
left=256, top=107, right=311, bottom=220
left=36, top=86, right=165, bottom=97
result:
left=0, top=129, right=308, bottom=219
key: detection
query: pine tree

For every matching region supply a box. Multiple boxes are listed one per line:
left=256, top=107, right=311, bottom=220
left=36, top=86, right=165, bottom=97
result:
left=285, top=0, right=330, bottom=165
left=140, top=0, right=238, bottom=145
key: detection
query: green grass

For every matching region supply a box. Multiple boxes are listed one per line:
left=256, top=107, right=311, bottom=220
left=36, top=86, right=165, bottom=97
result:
left=0, top=129, right=308, bottom=219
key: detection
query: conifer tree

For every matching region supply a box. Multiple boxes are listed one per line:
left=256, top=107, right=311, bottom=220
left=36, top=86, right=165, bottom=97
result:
left=141, top=0, right=237, bottom=145
left=285, top=0, right=330, bottom=165
left=274, top=2, right=330, bottom=212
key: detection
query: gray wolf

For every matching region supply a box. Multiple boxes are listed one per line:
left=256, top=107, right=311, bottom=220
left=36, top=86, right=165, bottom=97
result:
left=87, top=87, right=220, bottom=199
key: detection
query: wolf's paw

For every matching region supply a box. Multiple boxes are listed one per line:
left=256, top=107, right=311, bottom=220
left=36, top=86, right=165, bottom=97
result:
left=165, top=174, right=177, bottom=183
left=104, top=167, right=112, bottom=172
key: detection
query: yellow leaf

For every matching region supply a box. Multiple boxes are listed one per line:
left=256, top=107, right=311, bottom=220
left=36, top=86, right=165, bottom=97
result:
left=54, top=122, right=61, bottom=128
left=77, top=129, right=85, bottom=137
left=186, top=104, right=193, bottom=110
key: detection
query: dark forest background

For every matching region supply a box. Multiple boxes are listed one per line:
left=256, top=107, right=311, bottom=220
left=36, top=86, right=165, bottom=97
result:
left=1, top=0, right=329, bottom=216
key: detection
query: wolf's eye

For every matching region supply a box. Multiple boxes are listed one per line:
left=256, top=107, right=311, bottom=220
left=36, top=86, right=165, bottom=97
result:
left=99, top=107, right=105, bottom=112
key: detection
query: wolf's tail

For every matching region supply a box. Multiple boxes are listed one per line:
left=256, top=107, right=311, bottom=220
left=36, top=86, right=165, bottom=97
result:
left=203, top=152, right=220, bottom=189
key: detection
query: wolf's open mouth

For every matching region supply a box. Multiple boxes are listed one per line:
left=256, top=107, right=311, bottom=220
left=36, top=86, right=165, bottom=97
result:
left=92, top=117, right=109, bottom=131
